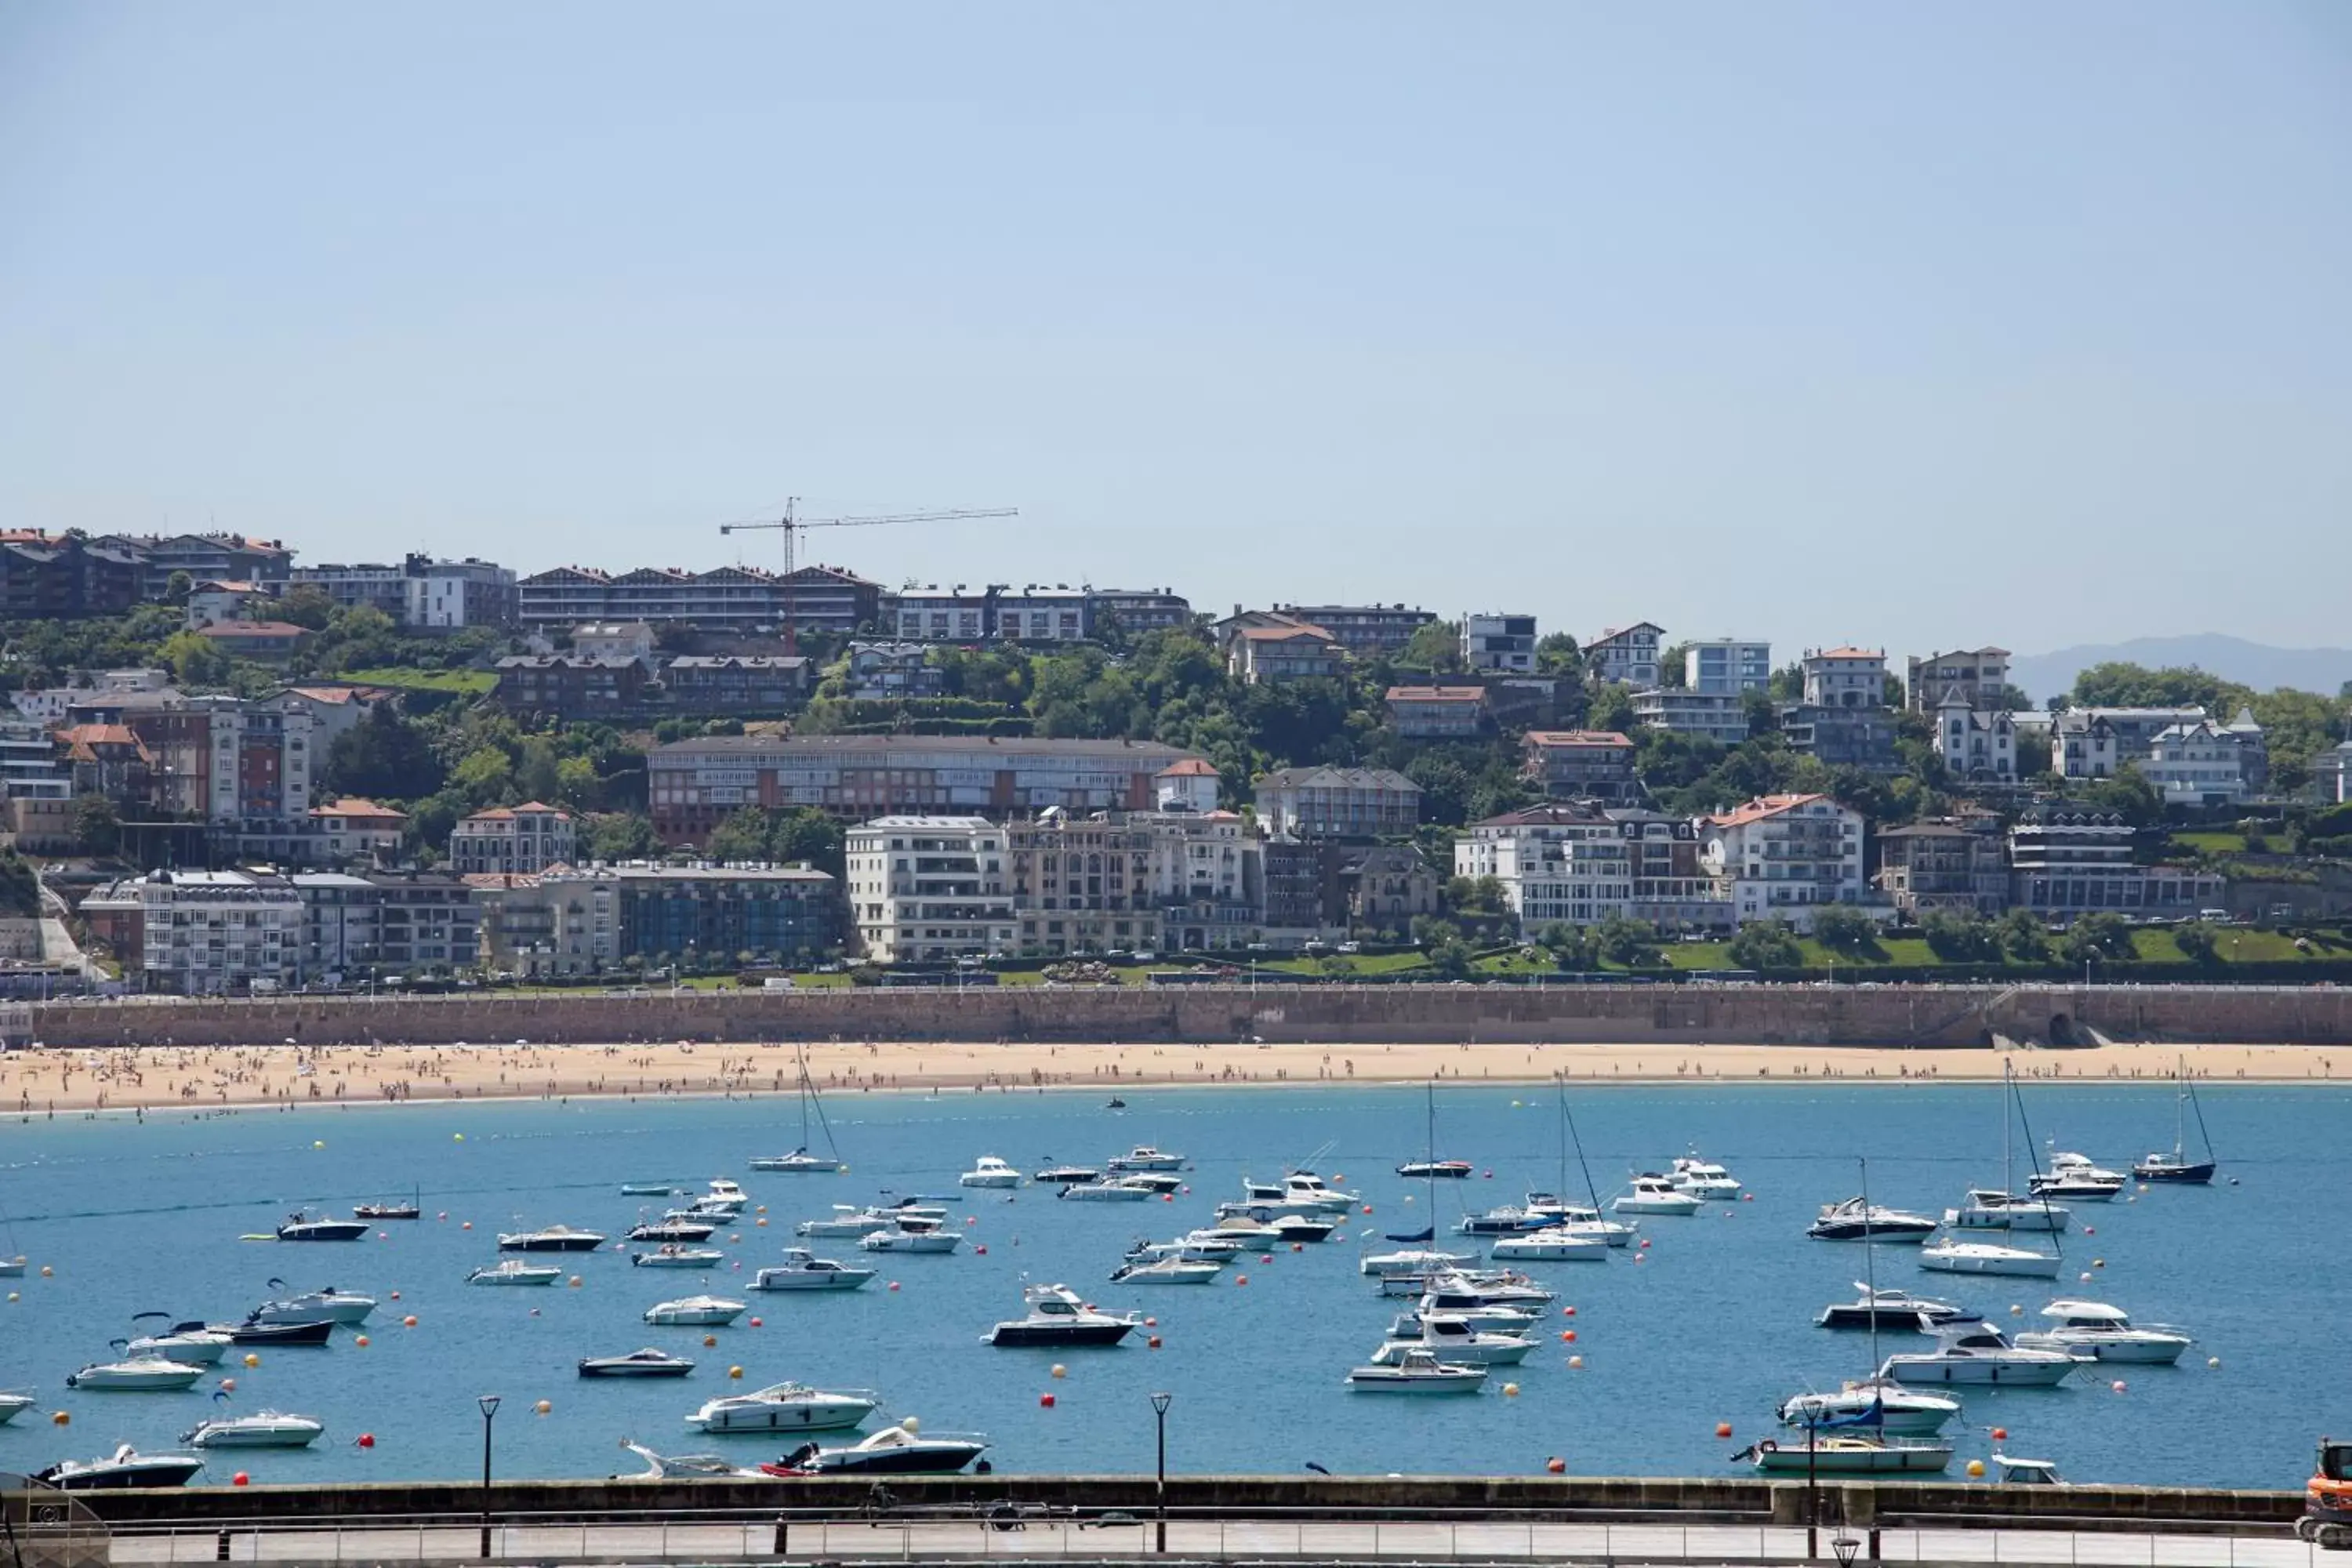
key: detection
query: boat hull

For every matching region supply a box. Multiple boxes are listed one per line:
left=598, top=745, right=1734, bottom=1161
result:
left=1753, top=1441, right=1951, bottom=1474
left=501, top=1236, right=604, bottom=1252
left=2134, top=1161, right=2215, bottom=1185
left=1346, top=1370, right=1485, bottom=1393
left=1882, top=1359, right=2075, bottom=1387
left=1919, top=1248, right=2062, bottom=1279
left=67, top=1367, right=206, bottom=1392
left=692, top=1400, right=874, bottom=1433
left=753, top=1270, right=874, bottom=1291
left=277, top=1224, right=371, bottom=1242
left=797, top=1440, right=987, bottom=1475
left=37, top=1458, right=205, bottom=1490
left=579, top=1359, right=696, bottom=1377
left=989, top=1322, right=1135, bottom=1348
left=186, top=1421, right=324, bottom=1449
left=220, top=1320, right=336, bottom=1345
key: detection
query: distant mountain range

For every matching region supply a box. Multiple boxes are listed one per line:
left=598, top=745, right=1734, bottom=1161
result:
left=2010, top=636, right=2352, bottom=705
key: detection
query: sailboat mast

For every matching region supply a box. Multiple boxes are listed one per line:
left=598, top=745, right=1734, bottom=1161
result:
left=2176, top=1059, right=2188, bottom=1159
left=1860, top=1156, right=1879, bottom=1375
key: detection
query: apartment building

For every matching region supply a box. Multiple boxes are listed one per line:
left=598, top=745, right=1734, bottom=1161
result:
left=194, top=621, right=310, bottom=661
left=1779, top=705, right=1901, bottom=773
left=97, top=532, right=294, bottom=596
left=1134, top=808, right=1262, bottom=950
left=289, top=554, right=517, bottom=629
left=78, top=870, right=304, bottom=994
left=1934, top=693, right=2017, bottom=784
left=1332, top=844, right=1441, bottom=931
left=450, top=802, right=577, bottom=877
left=1386, top=685, right=1486, bottom=739
left=1682, top=639, right=1771, bottom=695
left=1227, top=622, right=1345, bottom=684
left=1461, top=613, right=1537, bottom=674
left=470, top=863, right=839, bottom=977
left=661, top=655, right=811, bottom=714
left=2142, top=720, right=2256, bottom=808
left=1520, top=731, right=1640, bottom=806
left=1875, top=818, right=2010, bottom=916
left=1802, top=648, right=1888, bottom=709
left=1265, top=603, right=1434, bottom=659
left=844, top=641, right=944, bottom=700
left=1456, top=803, right=1633, bottom=933
left=893, top=584, right=1091, bottom=644
left=1006, top=811, right=1159, bottom=956
left=1153, top=758, right=1221, bottom=814
left=1607, top=808, right=1732, bottom=931
left=307, top=798, right=409, bottom=863
left=2053, top=706, right=2210, bottom=781
left=1252, top=766, right=1421, bottom=839
left=2008, top=811, right=2223, bottom=920
left=1907, top=647, right=2013, bottom=713
left=1632, top=688, right=1751, bottom=746
left=517, top=563, right=883, bottom=634
left=1086, top=588, right=1194, bottom=637
left=492, top=655, right=652, bottom=719
left=844, top=816, right=1017, bottom=963
left=649, top=735, right=1200, bottom=840
left=1699, top=793, right=1868, bottom=932
left=1585, top=623, right=1665, bottom=687
left=293, top=871, right=480, bottom=979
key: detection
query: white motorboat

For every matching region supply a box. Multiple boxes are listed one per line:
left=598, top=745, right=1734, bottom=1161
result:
left=1992, top=1454, right=2071, bottom=1486
left=123, top=1329, right=233, bottom=1365
left=985, top=1283, right=1141, bottom=1347
left=797, top=1206, right=894, bottom=1238
left=1454, top=1203, right=1552, bottom=1236
left=0, top=1255, right=25, bottom=1278
left=33, top=1445, right=205, bottom=1490
left=1421, top=1269, right=1555, bottom=1308
left=1127, top=1237, right=1235, bottom=1267
left=1490, top=1225, right=1610, bottom=1261
left=1808, top=1197, right=1938, bottom=1242
left=1523, top=1199, right=1637, bottom=1248
left=633, top=1243, right=728, bottom=1269
left=1374, top=1313, right=1534, bottom=1366
left=1173, top=1230, right=1248, bottom=1258
left=1817, top=1287, right=1980, bottom=1334
left=1879, top=1326, right=2078, bottom=1386
left=1918, top=1237, right=2062, bottom=1279
left=1359, top=1247, right=1478, bottom=1278
left=750, top=1149, right=844, bottom=1174
left=644, top=1294, right=748, bottom=1327
left=468, top=1260, right=562, bottom=1286
left=619, top=1441, right=754, bottom=1478
left=1033, top=1164, right=1101, bottom=1185
left=1669, top=1155, right=1743, bottom=1199
left=66, top=1357, right=207, bottom=1392
left=630, top=1218, right=719, bottom=1243
left=694, top=1180, right=750, bottom=1215
left=960, top=1156, right=1022, bottom=1189
left=1108, top=1255, right=1221, bottom=1284
left=274, top=1210, right=371, bottom=1243
left=579, top=1348, right=697, bottom=1377
left=1105, top=1145, right=1186, bottom=1172
left=1612, top=1174, right=1702, bottom=1215
left=688, top=1381, right=879, bottom=1433
left=621, top=1182, right=688, bottom=1197
left=498, top=1225, right=606, bottom=1253
left=771, top=1420, right=991, bottom=1475
left=1059, top=1177, right=1157, bottom=1203
left=2014, top=1300, right=2194, bottom=1364
left=1240, top=1171, right=1357, bottom=1214
left=753, top=1248, right=875, bottom=1291
left=858, top=1225, right=962, bottom=1255
left=1946, top=1190, right=2071, bottom=1234
left=1777, top=1381, right=1962, bottom=1436
left=1742, top=1434, right=1954, bottom=1474
left=2027, top=1152, right=2126, bottom=1201
left=250, top=1286, right=376, bottom=1326
left=183, top=1410, right=325, bottom=1449
left=1347, top=1347, right=1486, bottom=1393
left=0, top=1390, right=39, bottom=1425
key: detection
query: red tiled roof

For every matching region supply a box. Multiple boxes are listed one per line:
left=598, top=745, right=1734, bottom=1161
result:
left=1387, top=685, right=1485, bottom=703
left=311, top=798, right=409, bottom=822
left=1708, top=793, right=1828, bottom=829
left=1523, top=730, right=1633, bottom=749
left=1236, top=622, right=1333, bottom=642
left=1811, top=647, right=1883, bottom=661
left=1156, top=758, right=1219, bottom=777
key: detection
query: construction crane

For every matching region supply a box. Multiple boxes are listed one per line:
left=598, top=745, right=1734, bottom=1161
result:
left=719, top=497, right=1017, bottom=654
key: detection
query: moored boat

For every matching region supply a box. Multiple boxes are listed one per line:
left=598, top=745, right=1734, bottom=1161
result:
left=753, top=1248, right=876, bottom=1291
left=469, top=1260, right=562, bottom=1287
left=768, top=1420, right=990, bottom=1475
left=1918, top=1237, right=2063, bottom=1279
left=633, top=1243, right=728, bottom=1269
left=274, top=1210, right=371, bottom=1243
left=1808, top=1198, right=1938, bottom=1243
left=34, top=1445, right=205, bottom=1490
left=1347, top=1346, right=1486, bottom=1393
left=580, top=1348, right=698, bottom=1377
left=643, top=1294, right=748, bottom=1327
left=498, top=1225, right=606, bottom=1253
left=688, top=1381, right=878, bottom=1433
left=66, top=1358, right=207, bottom=1392
left=183, top=1410, right=325, bottom=1449
left=985, top=1283, right=1140, bottom=1347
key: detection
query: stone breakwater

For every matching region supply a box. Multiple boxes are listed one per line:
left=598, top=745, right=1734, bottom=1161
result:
left=28, top=982, right=2352, bottom=1050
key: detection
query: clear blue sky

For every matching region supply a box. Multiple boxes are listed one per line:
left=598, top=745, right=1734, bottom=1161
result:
left=4, top=4, right=2347, bottom=663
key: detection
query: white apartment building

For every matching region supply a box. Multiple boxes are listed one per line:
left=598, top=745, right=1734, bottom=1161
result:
left=1699, top=793, right=1867, bottom=931
left=1585, top=622, right=1664, bottom=687
left=79, top=870, right=304, bottom=995
left=844, top=815, right=1017, bottom=963
left=2141, top=721, right=2253, bottom=808
left=1802, top=648, right=1886, bottom=709
left=571, top=622, right=658, bottom=664
left=1632, top=688, right=1751, bottom=746
left=1456, top=804, right=1632, bottom=932
left=450, top=802, right=578, bottom=877
left=1461, top=613, right=1537, bottom=674
left=1682, top=639, right=1771, bottom=695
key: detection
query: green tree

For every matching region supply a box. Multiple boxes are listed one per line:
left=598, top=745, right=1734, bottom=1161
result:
left=163, top=570, right=194, bottom=607
left=587, top=811, right=659, bottom=862
left=1399, top=620, right=1465, bottom=674
left=1594, top=913, right=1661, bottom=967
left=274, top=584, right=336, bottom=630
left=706, top=808, right=771, bottom=863
left=1427, top=937, right=1474, bottom=979
left=1533, top=633, right=1582, bottom=679
left=1656, top=644, right=1690, bottom=689
left=73, top=794, right=122, bottom=856
left=1998, top=906, right=2053, bottom=963
left=2060, top=911, right=2136, bottom=965
left=158, top=630, right=231, bottom=688
left=1809, top=905, right=1882, bottom=956
left=321, top=706, right=445, bottom=800
left=1726, top=920, right=1803, bottom=971
left=2172, top=921, right=2221, bottom=966
left=1921, top=909, right=2001, bottom=963
left=449, top=745, right=516, bottom=808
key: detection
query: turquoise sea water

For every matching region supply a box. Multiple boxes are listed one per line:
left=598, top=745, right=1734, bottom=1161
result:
left=2, top=1079, right=2347, bottom=1489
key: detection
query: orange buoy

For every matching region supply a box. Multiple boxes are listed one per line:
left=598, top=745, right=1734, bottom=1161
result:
left=1546, top=1457, right=1566, bottom=1474
left=1991, top=1427, right=2007, bottom=1441
left=756, top=1218, right=768, bottom=1228
left=1563, top=1330, right=1577, bottom=1343
left=1147, top=1335, right=1162, bottom=1348
left=1715, top=1422, right=1733, bottom=1439
left=402, top=1315, right=418, bottom=1327
left=1235, top=1274, right=1249, bottom=1287
left=702, top=1334, right=717, bottom=1348
left=354, top=1335, right=370, bottom=1348
left=535, top=1399, right=551, bottom=1415
left=1501, top=1382, right=1519, bottom=1398
left=50, top=1410, right=69, bottom=1426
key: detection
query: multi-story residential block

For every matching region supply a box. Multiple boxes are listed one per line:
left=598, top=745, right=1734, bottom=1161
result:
left=1457, top=803, right=1632, bottom=933
left=277, top=685, right=387, bottom=754
left=289, top=554, right=517, bottom=629
left=1585, top=623, right=1665, bottom=687
left=0, top=720, right=71, bottom=804
left=194, top=621, right=310, bottom=661
left=1006, top=811, right=1159, bottom=956
left=517, top=564, right=882, bottom=633
left=9, top=670, right=172, bottom=725
left=844, top=815, right=1017, bottom=963
left=892, top=584, right=1091, bottom=643
left=1253, top=766, right=1421, bottom=839
left=1606, top=808, right=1732, bottom=931
left=1332, top=844, right=1441, bottom=931
left=492, top=655, right=652, bottom=719
left=471, top=862, right=838, bottom=978
left=1779, top=705, right=1901, bottom=773
left=1461, top=613, right=1537, bottom=674
left=1521, top=730, right=1640, bottom=805
left=570, top=622, right=658, bottom=664
left=290, top=870, right=479, bottom=978
left=2008, top=811, right=2223, bottom=920
left=1386, top=684, right=1486, bottom=739
left=1227, top=622, right=1345, bottom=684
left=96, top=532, right=293, bottom=597
left=2141, top=720, right=2256, bottom=808
left=451, top=802, right=577, bottom=877
left=1875, top=817, right=2010, bottom=916
left=78, top=870, right=305, bottom=994
left=1086, top=587, right=1194, bottom=637
left=1682, top=639, right=1771, bottom=695
left=650, top=735, right=1200, bottom=840
left=1632, top=688, right=1751, bottom=746
left=844, top=641, right=944, bottom=700
left=0, top=536, right=147, bottom=620
left=59, top=692, right=317, bottom=833
left=202, top=696, right=314, bottom=829
left=1802, top=648, right=1889, bottom=709
left=186, top=579, right=263, bottom=629
left=660, top=655, right=811, bottom=714
left=2311, top=739, right=2352, bottom=805
left=1153, top=758, right=1221, bottom=814
left=1907, top=647, right=2013, bottom=713
left=1265, top=603, right=1435, bottom=659
left=307, top=798, right=409, bottom=863
left=2053, top=707, right=2209, bottom=777
left=1134, top=807, right=1261, bottom=950
left=1934, top=693, right=2018, bottom=785
left=1261, top=838, right=1337, bottom=941
left=1699, top=793, right=1868, bottom=931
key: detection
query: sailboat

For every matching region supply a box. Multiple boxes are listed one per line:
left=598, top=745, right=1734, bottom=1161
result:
left=1362, top=1081, right=1475, bottom=1277
left=1922, top=1070, right=2062, bottom=1279
left=0, top=1198, right=24, bottom=1277
left=1395, top=1081, right=1472, bottom=1178
left=2133, top=1062, right=2218, bottom=1184
left=1944, top=1061, right=2069, bottom=1235
left=1494, top=1081, right=1625, bottom=1260
left=750, top=1045, right=846, bottom=1174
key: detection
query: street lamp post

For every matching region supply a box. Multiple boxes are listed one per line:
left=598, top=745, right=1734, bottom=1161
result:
left=1149, top=1391, right=1172, bottom=1553
left=477, top=1394, right=500, bottom=1559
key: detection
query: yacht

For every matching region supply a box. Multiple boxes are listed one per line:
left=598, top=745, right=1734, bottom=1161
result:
left=753, top=1249, right=875, bottom=1291
left=1490, top=1225, right=1610, bottom=1262
left=1741, top=1433, right=1954, bottom=1475
left=182, top=1410, right=325, bottom=1449
left=1613, top=1175, right=1703, bottom=1215
left=2027, top=1152, right=2126, bottom=1201
left=0, top=1390, right=34, bottom=1425
left=468, top=1260, right=562, bottom=1286
left=1918, top=1236, right=2063, bottom=1279
left=1106, top=1145, right=1187, bottom=1172
left=579, top=1348, right=697, bottom=1377
left=693, top=1180, right=750, bottom=1215
left=1033, top=1164, right=1101, bottom=1185
left=630, top=1218, right=719, bottom=1243
left=1524, top=1199, right=1638, bottom=1248
left=1059, top=1177, right=1158, bottom=1203
left=1945, top=1190, right=2071, bottom=1234
left=207, top=1315, right=336, bottom=1346
left=1374, top=1313, right=1534, bottom=1367
left=2014, top=1300, right=2194, bottom=1364
left=1359, top=1247, right=1478, bottom=1279
left=749, top=1149, right=844, bottom=1174
left=754, top=1048, right=849, bottom=1174
left=1347, top=1347, right=1486, bottom=1393
left=249, top=1287, right=376, bottom=1326
left=354, top=1188, right=421, bottom=1221
left=122, top=1328, right=233, bottom=1365
left=1107, top=1254, right=1221, bottom=1284
left=986, top=1283, right=1142, bottom=1347
left=960, top=1156, right=1023, bottom=1189
left=644, top=1294, right=748, bottom=1327
left=1455, top=1204, right=1551, bottom=1236
left=1668, top=1156, right=1744, bottom=1199
left=1807, top=1198, right=1938, bottom=1242
left=1206, top=1215, right=1285, bottom=1244
left=687, top=1381, right=879, bottom=1434
left=1396, top=1159, right=1475, bottom=1180
left=858, top=1223, right=962, bottom=1255
left=1817, top=1287, right=1979, bottom=1333
left=498, top=1225, right=606, bottom=1253
left=1422, top=1269, right=1555, bottom=1308
left=33, top=1446, right=206, bottom=1490
left=66, top=1358, right=208, bottom=1392
left=1240, top=1171, right=1358, bottom=1214
left=797, top=1206, right=894, bottom=1239
left=1127, top=1236, right=1237, bottom=1266
left=769, top=1421, right=991, bottom=1475
left=1879, top=1326, right=2079, bottom=1386
left=274, top=1210, right=371, bottom=1243
left=1777, top=1381, right=1962, bottom=1436
left=633, top=1243, right=728, bottom=1269
left=619, top=1442, right=753, bottom=1479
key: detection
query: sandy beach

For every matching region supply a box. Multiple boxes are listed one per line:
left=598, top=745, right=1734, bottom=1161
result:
left=2, top=1037, right=2344, bottom=1116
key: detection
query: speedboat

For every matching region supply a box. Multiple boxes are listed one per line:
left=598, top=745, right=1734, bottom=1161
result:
left=1918, top=1237, right=2062, bottom=1279
left=1347, top=1347, right=1486, bottom=1393
left=1172, top=1231, right=1247, bottom=1258
left=1777, top=1380, right=1961, bottom=1436
left=1059, top=1177, right=1157, bottom=1203
left=644, top=1294, right=747, bottom=1327
left=688, top=1381, right=878, bottom=1433
left=985, top=1283, right=1140, bottom=1347
left=1108, top=1255, right=1221, bottom=1284
left=699, top=1179, right=750, bottom=1213
left=354, top=1192, right=421, bottom=1221
left=66, top=1358, right=207, bottom=1392
left=622, top=1182, right=687, bottom=1197
left=1808, top=1197, right=1937, bottom=1242
left=1455, top=1204, right=1551, bottom=1236
left=469, top=1260, right=562, bottom=1286
left=33, top=1445, right=205, bottom=1490
left=1741, top=1434, right=1953, bottom=1474
left=1033, top=1164, right=1101, bottom=1185
left=123, top=1328, right=234, bottom=1365
left=2014, top=1300, right=2193, bottom=1364
left=0, top=1390, right=34, bottom=1425
left=1206, top=1215, right=1284, bottom=1244
left=753, top=1249, right=875, bottom=1291
left=749, top=1148, right=845, bottom=1174
left=498, top=1225, right=606, bottom=1252
left=633, top=1243, right=728, bottom=1269
left=0, top=1255, right=24, bottom=1277
left=2027, top=1152, right=2126, bottom=1201
left=1946, top=1190, right=2071, bottom=1234
left=1240, top=1171, right=1358, bottom=1214
left=768, top=1420, right=989, bottom=1475
left=1106, top=1145, right=1186, bottom=1172
left=1126, top=1237, right=1234, bottom=1268
left=1817, top=1287, right=1980, bottom=1333
left=797, top=1206, right=893, bottom=1239
left=579, top=1348, right=697, bottom=1377
left=857, top=1224, right=962, bottom=1255
left=619, top=1442, right=753, bottom=1479
left=1613, top=1175, right=1702, bottom=1215
left=1374, top=1312, right=1534, bottom=1367
left=204, top=1316, right=336, bottom=1346
left=250, top=1287, right=376, bottom=1326
left=630, top=1218, right=719, bottom=1243
left=274, top=1210, right=370, bottom=1243
left=960, top=1156, right=1022, bottom=1189
left=183, top=1410, right=325, bottom=1449
left=1423, top=1269, right=1554, bottom=1308
left=1490, top=1225, right=1610, bottom=1262
left=1669, top=1155, right=1743, bottom=1199
left=1359, top=1247, right=1478, bottom=1278
left=1396, top=1159, right=1474, bottom=1180
left=1879, top=1326, right=2078, bottom=1386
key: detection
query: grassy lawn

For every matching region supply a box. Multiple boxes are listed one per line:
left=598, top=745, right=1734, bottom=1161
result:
left=344, top=666, right=498, bottom=696
left=2169, top=831, right=2249, bottom=855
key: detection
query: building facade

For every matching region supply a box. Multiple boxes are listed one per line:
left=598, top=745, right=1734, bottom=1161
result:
left=517, top=564, right=881, bottom=633
left=1632, top=688, right=1751, bottom=746
left=1461, top=613, right=1537, bottom=674
left=1386, top=684, right=1486, bottom=739
left=892, top=585, right=1091, bottom=644
left=1683, top=639, right=1771, bottom=695
left=1252, top=766, right=1421, bottom=839
left=492, top=655, right=652, bottom=719
left=450, top=802, right=578, bottom=877
left=1779, top=705, right=1901, bottom=772
left=1585, top=623, right=1665, bottom=687
left=1802, top=648, right=1888, bottom=709
left=2008, top=811, right=2223, bottom=920
left=1228, top=622, right=1345, bottom=684
left=1934, top=694, right=2018, bottom=784
left=1875, top=818, right=2011, bottom=916
left=1699, top=793, right=1868, bottom=931
left=1456, top=803, right=1633, bottom=934
left=660, top=655, right=811, bottom=714
left=1521, top=730, right=1640, bottom=805
left=78, top=871, right=304, bottom=994
left=2140, top=720, right=2255, bottom=808
left=1087, top=588, right=1194, bottom=637
left=1908, top=647, right=2013, bottom=713
left=1265, top=604, right=1435, bottom=659
left=844, top=816, right=1017, bottom=963
left=1006, top=812, right=1159, bottom=956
